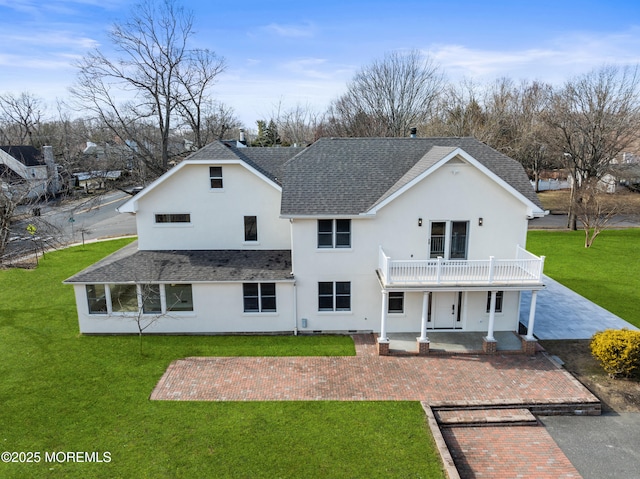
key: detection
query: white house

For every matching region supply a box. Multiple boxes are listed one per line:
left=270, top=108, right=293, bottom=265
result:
left=0, top=145, right=60, bottom=199
left=65, top=137, right=547, bottom=354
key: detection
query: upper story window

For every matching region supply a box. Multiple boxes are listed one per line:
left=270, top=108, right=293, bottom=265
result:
left=155, top=213, right=191, bottom=224
left=210, top=166, right=223, bottom=189
left=317, top=219, right=351, bottom=248
left=244, top=216, right=258, bottom=242
left=430, top=220, right=468, bottom=259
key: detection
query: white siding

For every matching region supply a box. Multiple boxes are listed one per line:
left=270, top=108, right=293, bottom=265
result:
left=291, top=160, right=531, bottom=333
left=134, top=163, right=291, bottom=250
left=74, top=282, right=296, bottom=334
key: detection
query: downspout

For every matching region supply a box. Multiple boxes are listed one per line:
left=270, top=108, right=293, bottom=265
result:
left=292, top=280, right=298, bottom=335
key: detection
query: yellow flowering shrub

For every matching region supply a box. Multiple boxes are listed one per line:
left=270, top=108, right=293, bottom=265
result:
left=590, top=329, right=640, bottom=378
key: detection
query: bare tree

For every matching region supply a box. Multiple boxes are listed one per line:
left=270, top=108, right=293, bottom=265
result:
left=545, top=65, right=640, bottom=229
left=71, top=0, right=226, bottom=174
left=575, top=178, right=617, bottom=247
left=174, top=49, right=227, bottom=149
left=325, top=50, right=445, bottom=137
left=0, top=92, right=45, bottom=145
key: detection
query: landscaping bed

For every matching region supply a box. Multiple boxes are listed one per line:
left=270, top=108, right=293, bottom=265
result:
left=541, top=340, right=640, bottom=413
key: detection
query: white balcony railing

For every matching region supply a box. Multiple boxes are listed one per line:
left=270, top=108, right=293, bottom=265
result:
left=378, top=245, right=545, bottom=287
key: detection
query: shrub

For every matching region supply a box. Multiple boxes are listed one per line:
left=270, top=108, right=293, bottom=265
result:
left=590, top=329, right=640, bottom=378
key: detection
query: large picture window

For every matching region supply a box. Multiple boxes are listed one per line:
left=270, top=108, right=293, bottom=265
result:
left=85, top=284, right=194, bottom=315
left=243, top=283, right=276, bottom=313
left=166, top=284, right=193, bottom=312
left=109, top=284, right=138, bottom=312
left=318, top=281, right=351, bottom=311
left=317, top=219, right=351, bottom=248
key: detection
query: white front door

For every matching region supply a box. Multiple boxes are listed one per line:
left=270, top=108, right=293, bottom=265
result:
left=431, top=292, right=463, bottom=329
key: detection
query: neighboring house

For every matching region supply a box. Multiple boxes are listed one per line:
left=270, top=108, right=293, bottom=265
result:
left=0, top=145, right=61, bottom=199
left=65, top=137, right=547, bottom=353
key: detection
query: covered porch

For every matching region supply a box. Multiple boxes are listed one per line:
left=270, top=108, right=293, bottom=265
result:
left=385, top=331, right=530, bottom=355
left=376, top=244, right=546, bottom=355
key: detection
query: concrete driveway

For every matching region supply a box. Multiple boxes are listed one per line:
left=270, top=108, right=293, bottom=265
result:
left=520, top=275, right=638, bottom=340
left=520, top=274, right=640, bottom=479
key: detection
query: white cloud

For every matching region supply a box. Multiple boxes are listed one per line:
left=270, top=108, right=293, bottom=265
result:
left=430, top=28, right=640, bottom=84
left=262, top=22, right=315, bottom=38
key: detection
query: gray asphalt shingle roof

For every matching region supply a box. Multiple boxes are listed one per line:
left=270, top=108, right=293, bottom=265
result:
left=184, top=142, right=304, bottom=185
left=64, top=242, right=293, bottom=284
left=280, top=137, right=543, bottom=216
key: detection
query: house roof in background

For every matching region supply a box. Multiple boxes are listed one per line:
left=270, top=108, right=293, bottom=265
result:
left=0, top=145, right=43, bottom=166
left=64, top=242, right=293, bottom=283
left=280, top=137, right=543, bottom=216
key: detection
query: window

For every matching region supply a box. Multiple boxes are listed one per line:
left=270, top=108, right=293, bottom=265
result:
left=85, top=284, right=194, bottom=315
left=243, top=283, right=276, bottom=312
left=86, top=284, right=107, bottom=314
left=430, top=221, right=469, bottom=259
left=210, top=166, right=223, bottom=188
left=318, top=281, right=351, bottom=311
left=388, top=291, right=404, bottom=313
left=142, top=284, right=162, bottom=314
left=450, top=221, right=468, bottom=259
left=486, top=291, right=504, bottom=313
left=155, top=213, right=191, bottom=224
left=317, top=219, right=351, bottom=248
left=430, top=222, right=446, bottom=258
left=110, top=284, right=138, bottom=312
left=166, top=284, right=193, bottom=312
left=244, top=216, right=258, bottom=242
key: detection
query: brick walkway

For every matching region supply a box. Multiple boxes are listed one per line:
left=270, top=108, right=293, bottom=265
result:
left=150, top=334, right=596, bottom=478
left=442, top=426, right=582, bottom=478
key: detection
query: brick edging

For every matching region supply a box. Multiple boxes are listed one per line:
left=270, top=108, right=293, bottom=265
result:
left=421, top=402, right=461, bottom=479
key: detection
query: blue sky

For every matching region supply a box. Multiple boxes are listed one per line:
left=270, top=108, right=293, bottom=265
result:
left=1, top=0, right=640, bottom=128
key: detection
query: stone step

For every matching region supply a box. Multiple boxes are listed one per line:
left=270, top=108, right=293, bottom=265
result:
left=435, top=407, right=538, bottom=427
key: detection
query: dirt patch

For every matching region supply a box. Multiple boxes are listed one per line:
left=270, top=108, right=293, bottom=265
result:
left=540, top=340, right=640, bottom=413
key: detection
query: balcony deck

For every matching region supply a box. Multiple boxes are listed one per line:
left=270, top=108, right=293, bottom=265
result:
left=378, top=246, right=545, bottom=288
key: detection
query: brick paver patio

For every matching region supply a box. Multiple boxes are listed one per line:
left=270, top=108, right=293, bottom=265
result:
left=150, top=334, right=596, bottom=478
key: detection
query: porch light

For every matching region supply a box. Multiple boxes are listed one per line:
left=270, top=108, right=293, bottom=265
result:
left=478, top=217, right=483, bottom=226
left=418, top=218, right=423, bottom=227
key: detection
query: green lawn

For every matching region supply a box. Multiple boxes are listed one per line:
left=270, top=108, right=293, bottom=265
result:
left=0, top=239, right=444, bottom=478
left=527, top=228, right=640, bottom=328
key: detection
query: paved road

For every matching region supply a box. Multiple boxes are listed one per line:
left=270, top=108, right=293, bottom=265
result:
left=6, top=191, right=136, bottom=260
left=529, top=212, right=640, bottom=229
left=540, top=413, right=640, bottom=479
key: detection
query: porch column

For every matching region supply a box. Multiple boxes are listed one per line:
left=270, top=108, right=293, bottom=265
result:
left=486, top=290, right=497, bottom=342
left=526, top=290, right=538, bottom=340
left=378, top=290, right=390, bottom=356
left=419, top=292, right=429, bottom=342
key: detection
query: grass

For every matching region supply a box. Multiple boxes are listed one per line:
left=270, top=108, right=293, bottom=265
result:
left=527, top=228, right=640, bottom=328
left=0, top=239, right=444, bottom=478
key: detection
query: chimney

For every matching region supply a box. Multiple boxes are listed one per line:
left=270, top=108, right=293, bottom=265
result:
left=410, top=127, right=417, bottom=138
left=239, top=128, right=247, bottom=146
left=43, top=146, right=59, bottom=195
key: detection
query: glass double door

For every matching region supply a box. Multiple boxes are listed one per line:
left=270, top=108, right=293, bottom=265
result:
left=430, top=221, right=468, bottom=259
